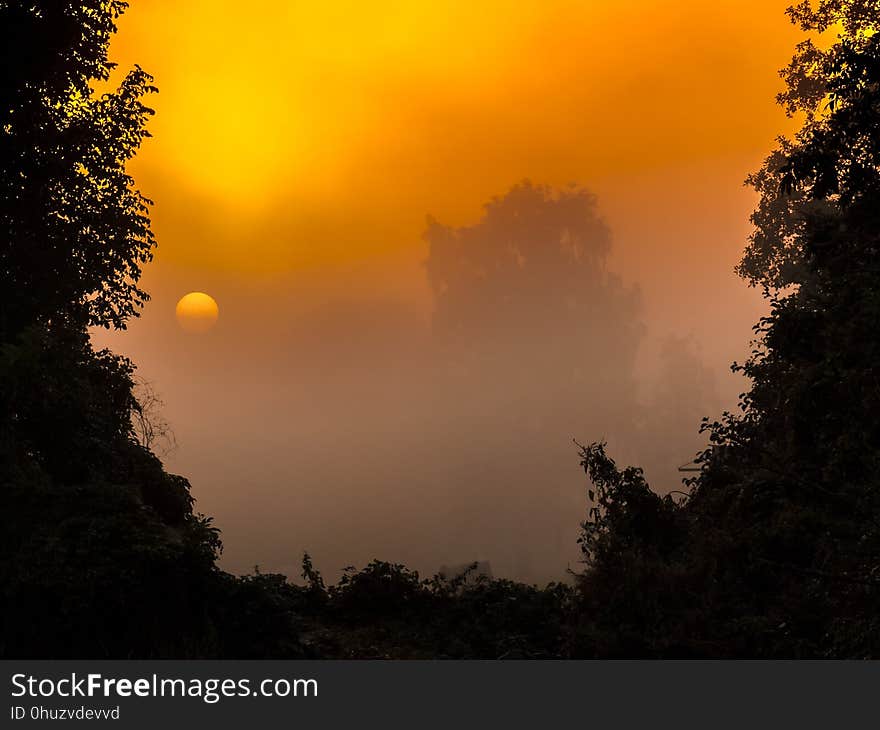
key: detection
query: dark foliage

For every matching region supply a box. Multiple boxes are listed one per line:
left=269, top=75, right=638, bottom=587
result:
left=290, top=558, right=573, bottom=659
left=6, top=0, right=880, bottom=660
left=0, top=1, right=307, bottom=659
left=0, top=1, right=155, bottom=336
left=0, top=0, right=571, bottom=661
left=574, top=0, right=880, bottom=658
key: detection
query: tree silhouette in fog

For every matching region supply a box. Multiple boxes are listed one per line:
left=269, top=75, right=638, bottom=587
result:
left=422, top=182, right=645, bottom=581
left=425, top=181, right=642, bottom=433
left=0, top=1, right=577, bottom=659
left=428, top=182, right=613, bottom=335
left=9, top=0, right=880, bottom=661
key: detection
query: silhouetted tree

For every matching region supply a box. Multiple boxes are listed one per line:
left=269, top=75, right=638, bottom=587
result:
left=576, top=0, right=880, bottom=658
left=575, top=443, right=689, bottom=657
left=692, top=0, right=880, bottom=655
left=424, top=182, right=643, bottom=580
left=426, top=181, right=642, bottom=413
left=737, top=0, right=879, bottom=289
left=131, top=378, right=177, bottom=456
left=0, top=1, right=304, bottom=658
left=0, top=0, right=155, bottom=338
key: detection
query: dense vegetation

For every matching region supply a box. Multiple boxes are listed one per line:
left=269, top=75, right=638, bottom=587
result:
left=0, top=0, right=301, bottom=658
left=575, top=0, right=880, bottom=658
left=2, top=0, right=879, bottom=658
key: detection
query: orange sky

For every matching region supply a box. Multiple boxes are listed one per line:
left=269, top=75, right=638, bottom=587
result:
left=108, top=0, right=800, bottom=273
left=101, top=0, right=806, bottom=405
left=96, top=1, right=808, bottom=579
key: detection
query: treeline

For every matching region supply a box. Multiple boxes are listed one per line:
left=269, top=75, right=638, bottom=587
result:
left=573, top=0, right=880, bottom=658
left=0, top=1, right=296, bottom=659
left=2, top=0, right=880, bottom=659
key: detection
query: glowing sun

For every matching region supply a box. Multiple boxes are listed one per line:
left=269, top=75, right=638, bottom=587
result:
left=175, top=292, right=219, bottom=333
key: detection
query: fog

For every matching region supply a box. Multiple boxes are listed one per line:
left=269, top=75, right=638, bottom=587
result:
left=89, top=0, right=801, bottom=582
left=92, top=174, right=766, bottom=584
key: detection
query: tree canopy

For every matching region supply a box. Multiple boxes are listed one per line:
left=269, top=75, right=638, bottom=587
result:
left=0, top=0, right=156, bottom=338
left=577, top=0, right=880, bottom=657
left=426, top=181, right=640, bottom=362
left=0, top=1, right=304, bottom=659
left=5, top=0, right=880, bottom=660
left=738, top=0, right=880, bottom=288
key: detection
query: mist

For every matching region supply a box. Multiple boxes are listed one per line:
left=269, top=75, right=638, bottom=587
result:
left=91, top=174, right=763, bottom=584
left=83, top=0, right=802, bottom=583
left=8, top=0, right=877, bottom=666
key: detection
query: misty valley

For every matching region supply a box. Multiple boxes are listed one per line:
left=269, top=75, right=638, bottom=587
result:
left=2, top=0, right=880, bottom=660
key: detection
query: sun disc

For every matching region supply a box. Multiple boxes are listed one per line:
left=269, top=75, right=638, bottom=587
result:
left=175, top=292, right=219, bottom=333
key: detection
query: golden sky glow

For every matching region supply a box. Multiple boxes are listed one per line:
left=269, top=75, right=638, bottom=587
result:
left=97, top=1, right=811, bottom=578
left=109, top=0, right=800, bottom=277
left=175, top=291, right=219, bottom=332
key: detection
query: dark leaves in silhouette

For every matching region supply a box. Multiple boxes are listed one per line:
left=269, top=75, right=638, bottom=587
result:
left=575, top=0, right=880, bottom=658
left=0, top=0, right=155, bottom=337
left=0, top=1, right=304, bottom=659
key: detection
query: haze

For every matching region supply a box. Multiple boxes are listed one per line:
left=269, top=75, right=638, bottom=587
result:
left=92, top=0, right=801, bottom=582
